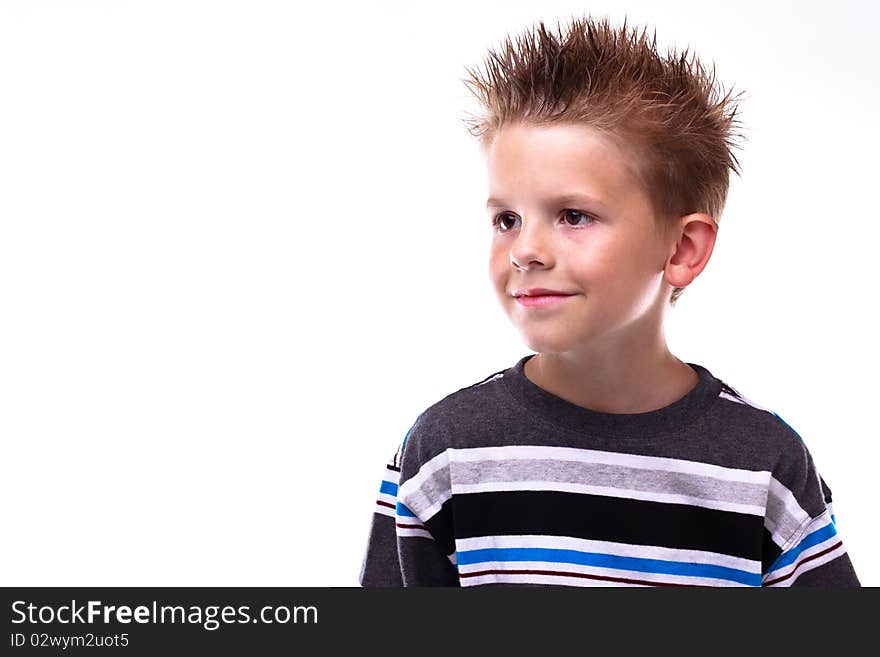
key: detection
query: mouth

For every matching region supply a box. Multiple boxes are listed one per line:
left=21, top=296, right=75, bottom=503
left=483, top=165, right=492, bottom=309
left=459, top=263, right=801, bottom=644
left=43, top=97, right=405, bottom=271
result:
left=514, top=293, right=577, bottom=309
left=512, top=287, right=577, bottom=298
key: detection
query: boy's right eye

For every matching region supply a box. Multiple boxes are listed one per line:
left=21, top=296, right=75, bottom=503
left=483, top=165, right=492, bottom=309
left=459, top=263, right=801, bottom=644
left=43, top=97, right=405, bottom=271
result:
left=491, top=213, right=517, bottom=231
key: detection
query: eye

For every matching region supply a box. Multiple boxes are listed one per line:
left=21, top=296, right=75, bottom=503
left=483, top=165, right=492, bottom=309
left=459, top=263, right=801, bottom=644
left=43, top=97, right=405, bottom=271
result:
left=562, top=209, right=594, bottom=227
left=491, top=213, right=518, bottom=232
left=491, top=209, right=596, bottom=232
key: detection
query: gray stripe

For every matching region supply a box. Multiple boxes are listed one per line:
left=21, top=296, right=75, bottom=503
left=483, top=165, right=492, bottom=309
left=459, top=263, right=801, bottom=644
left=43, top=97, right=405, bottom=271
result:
left=450, top=457, right=766, bottom=507
left=399, top=464, right=451, bottom=520
left=765, top=486, right=809, bottom=545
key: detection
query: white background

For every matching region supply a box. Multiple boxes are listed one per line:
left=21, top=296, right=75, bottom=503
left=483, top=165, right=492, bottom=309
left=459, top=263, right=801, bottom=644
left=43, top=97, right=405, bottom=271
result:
left=0, top=0, right=876, bottom=586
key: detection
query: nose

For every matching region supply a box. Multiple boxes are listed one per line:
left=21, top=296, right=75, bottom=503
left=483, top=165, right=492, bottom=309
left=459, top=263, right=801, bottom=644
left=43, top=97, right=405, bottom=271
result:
left=509, top=218, right=552, bottom=271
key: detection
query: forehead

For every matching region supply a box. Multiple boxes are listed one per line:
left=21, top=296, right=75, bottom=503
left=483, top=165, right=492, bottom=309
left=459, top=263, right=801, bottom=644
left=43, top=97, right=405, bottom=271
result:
left=485, top=123, right=645, bottom=208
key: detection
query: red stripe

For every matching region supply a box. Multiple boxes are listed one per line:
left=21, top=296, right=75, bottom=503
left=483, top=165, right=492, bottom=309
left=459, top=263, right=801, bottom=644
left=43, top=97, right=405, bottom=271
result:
left=762, top=541, right=843, bottom=586
left=459, top=568, right=703, bottom=587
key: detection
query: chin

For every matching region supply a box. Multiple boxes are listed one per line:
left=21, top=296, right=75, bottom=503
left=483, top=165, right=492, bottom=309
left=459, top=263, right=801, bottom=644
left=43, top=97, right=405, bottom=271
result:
left=518, top=331, right=578, bottom=354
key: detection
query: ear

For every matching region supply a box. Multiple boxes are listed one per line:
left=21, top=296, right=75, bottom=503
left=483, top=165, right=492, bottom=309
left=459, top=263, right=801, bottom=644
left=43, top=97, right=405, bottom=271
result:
left=664, top=213, right=718, bottom=289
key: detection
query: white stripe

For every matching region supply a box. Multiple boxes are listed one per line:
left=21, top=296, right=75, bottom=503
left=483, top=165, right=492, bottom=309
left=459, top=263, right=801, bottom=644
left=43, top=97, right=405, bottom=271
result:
left=454, top=480, right=764, bottom=516
left=460, top=564, right=752, bottom=587
left=374, top=503, right=396, bottom=519
left=719, top=389, right=776, bottom=414
left=456, top=534, right=760, bottom=573
left=376, top=491, right=396, bottom=506
left=395, top=507, right=425, bottom=525
left=396, top=526, right=434, bottom=540
left=719, top=390, right=746, bottom=405
left=374, top=504, right=397, bottom=518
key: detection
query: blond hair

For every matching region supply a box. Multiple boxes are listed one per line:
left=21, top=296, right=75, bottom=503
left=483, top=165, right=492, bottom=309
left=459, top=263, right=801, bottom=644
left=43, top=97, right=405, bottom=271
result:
left=460, top=15, right=747, bottom=305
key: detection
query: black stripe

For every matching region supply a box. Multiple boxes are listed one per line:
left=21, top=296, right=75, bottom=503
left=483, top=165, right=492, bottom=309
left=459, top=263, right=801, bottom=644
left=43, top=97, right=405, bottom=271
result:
left=720, top=381, right=742, bottom=398
left=421, top=500, right=456, bottom=556
left=454, top=490, right=763, bottom=561
left=464, top=369, right=506, bottom=390
left=818, top=475, right=833, bottom=504
left=761, top=526, right=783, bottom=575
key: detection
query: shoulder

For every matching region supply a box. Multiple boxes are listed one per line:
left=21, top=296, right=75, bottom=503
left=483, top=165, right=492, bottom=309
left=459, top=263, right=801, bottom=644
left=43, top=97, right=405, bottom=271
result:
left=709, top=374, right=828, bottom=517
left=399, top=364, right=509, bottom=471
left=709, top=376, right=808, bottom=459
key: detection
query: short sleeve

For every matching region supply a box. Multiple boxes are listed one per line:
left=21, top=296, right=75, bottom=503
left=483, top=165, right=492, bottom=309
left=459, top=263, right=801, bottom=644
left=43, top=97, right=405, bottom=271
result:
left=359, top=417, right=460, bottom=587
left=358, top=440, right=405, bottom=586
left=761, top=429, right=860, bottom=587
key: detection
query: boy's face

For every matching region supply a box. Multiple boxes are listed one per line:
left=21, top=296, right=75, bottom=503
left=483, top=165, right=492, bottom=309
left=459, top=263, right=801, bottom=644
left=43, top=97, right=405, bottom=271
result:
left=485, top=122, right=679, bottom=356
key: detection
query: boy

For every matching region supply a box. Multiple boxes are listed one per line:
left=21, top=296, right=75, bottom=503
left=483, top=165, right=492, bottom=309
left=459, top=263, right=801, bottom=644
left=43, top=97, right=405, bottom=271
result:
left=359, top=15, right=861, bottom=587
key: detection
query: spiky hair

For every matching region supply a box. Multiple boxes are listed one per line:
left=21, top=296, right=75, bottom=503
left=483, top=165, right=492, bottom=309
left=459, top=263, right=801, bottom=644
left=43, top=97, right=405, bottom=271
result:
left=460, top=14, right=747, bottom=305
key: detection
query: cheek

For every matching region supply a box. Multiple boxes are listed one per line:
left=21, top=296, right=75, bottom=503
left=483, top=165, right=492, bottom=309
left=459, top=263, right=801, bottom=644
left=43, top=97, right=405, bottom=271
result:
left=488, top=246, right=508, bottom=280
left=567, top=245, right=613, bottom=283
left=571, top=234, right=643, bottom=277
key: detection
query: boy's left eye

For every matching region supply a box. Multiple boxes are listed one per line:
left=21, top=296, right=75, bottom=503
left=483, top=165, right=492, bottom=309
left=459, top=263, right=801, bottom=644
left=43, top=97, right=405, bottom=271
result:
left=562, top=209, right=593, bottom=226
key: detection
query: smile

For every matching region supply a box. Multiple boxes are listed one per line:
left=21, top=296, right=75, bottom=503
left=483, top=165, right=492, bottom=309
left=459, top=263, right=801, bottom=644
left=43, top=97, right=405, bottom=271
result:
left=515, top=294, right=577, bottom=309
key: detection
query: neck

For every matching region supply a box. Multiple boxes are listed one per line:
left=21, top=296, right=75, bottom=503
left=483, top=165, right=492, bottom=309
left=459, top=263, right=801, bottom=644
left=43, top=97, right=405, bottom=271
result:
left=523, top=334, right=698, bottom=415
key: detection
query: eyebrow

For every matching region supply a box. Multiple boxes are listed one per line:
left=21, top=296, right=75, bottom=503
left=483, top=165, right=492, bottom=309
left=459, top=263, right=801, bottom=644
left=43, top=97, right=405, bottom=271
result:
left=485, top=193, right=612, bottom=211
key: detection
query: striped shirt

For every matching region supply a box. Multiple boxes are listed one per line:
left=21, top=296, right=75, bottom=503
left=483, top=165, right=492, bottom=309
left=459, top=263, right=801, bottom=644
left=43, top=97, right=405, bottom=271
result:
left=359, top=354, right=860, bottom=587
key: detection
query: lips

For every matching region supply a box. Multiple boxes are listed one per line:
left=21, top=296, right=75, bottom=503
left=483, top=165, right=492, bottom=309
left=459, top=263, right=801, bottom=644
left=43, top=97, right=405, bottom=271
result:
left=513, top=288, right=577, bottom=298
left=514, top=293, right=577, bottom=308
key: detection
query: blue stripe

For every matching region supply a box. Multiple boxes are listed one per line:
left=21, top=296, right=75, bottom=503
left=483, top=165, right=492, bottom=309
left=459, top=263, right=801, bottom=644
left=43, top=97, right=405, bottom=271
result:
left=401, top=415, right=419, bottom=451
left=396, top=501, right=416, bottom=517
left=457, top=546, right=760, bottom=586
left=772, top=412, right=802, bottom=441
left=379, top=480, right=398, bottom=496
left=768, top=519, right=838, bottom=572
